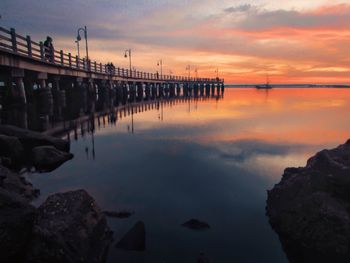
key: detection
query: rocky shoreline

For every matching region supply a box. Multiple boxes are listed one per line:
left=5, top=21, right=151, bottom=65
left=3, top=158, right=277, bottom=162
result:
left=267, top=139, right=350, bottom=262
left=0, top=125, right=112, bottom=263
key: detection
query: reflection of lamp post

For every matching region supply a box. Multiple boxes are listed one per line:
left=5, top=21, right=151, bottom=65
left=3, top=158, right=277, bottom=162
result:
left=124, top=49, right=132, bottom=72
left=75, top=40, right=80, bottom=58
left=157, top=59, right=163, bottom=78
left=77, top=26, right=88, bottom=60
left=186, top=65, right=191, bottom=78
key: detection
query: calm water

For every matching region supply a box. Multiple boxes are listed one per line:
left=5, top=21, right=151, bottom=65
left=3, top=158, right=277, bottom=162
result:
left=22, top=88, right=350, bottom=262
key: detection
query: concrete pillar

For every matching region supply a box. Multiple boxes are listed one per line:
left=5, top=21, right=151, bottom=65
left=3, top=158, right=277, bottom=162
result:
left=200, top=83, right=204, bottom=97
left=211, top=83, right=215, bottom=96
left=194, top=83, right=199, bottom=97
left=216, top=83, right=220, bottom=96
left=136, top=82, right=143, bottom=101
left=221, top=83, right=225, bottom=95
left=176, top=83, right=181, bottom=97
left=11, top=69, right=27, bottom=104
left=205, top=83, right=210, bottom=96
left=145, top=83, right=151, bottom=100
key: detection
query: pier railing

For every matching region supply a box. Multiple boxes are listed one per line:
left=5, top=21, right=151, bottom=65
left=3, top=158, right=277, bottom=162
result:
left=0, top=27, right=224, bottom=83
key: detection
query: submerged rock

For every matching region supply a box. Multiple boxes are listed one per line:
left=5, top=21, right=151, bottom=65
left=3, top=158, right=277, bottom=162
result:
left=31, top=146, right=74, bottom=172
left=0, top=188, right=37, bottom=263
left=267, top=139, right=350, bottom=262
left=103, top=210, right=134, bottom=219
left=0, top=164, right=39, bottom=200
left=182, top=219, right=210, bottom=230
left=116, top=221, right=146, bottom=251
left=0, top=124, right=69, bottom=152
left=26, top=189, right=112, bottom=263
left=197, top=252, right=211, bottom=263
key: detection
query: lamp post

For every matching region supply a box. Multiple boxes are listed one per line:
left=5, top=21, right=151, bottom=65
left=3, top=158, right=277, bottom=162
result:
left=157, top=59, right=163, bottom=78
left=77, top=26, right=88, bottom=60
left=124, top=49, right=132, bottom=72
left=186, top=65, right=191, bottom=78
left=195, top=68, right=198, bottom=79
left=75, top=40, right=80, bottom=58
left=215, top=68, right=219, bottom=79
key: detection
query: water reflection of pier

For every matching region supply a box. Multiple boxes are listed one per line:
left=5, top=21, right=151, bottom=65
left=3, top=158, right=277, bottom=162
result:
left=0, top=82, right=224, bottom=141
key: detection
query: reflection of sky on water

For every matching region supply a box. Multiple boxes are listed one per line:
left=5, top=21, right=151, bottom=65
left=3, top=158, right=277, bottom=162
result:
left=28, top=88, right=350, bottom=263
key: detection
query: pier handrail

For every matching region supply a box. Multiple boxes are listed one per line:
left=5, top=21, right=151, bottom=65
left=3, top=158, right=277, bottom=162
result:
left=0, top=27, right=224, bottom=83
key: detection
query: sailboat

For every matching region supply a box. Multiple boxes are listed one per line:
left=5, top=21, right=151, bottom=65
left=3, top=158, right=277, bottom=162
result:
left=256, top=74, right=272, bottom=89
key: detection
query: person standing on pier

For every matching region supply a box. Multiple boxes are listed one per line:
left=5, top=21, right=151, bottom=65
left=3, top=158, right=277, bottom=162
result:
left=44, top=36, right=54, bottom=62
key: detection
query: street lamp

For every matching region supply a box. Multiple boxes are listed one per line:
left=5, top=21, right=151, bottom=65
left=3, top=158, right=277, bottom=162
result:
left=77, top=26, right=88, bottom=60
left=195, top=68, right=198, bottom=79
left=124, top=49, right=132, bottom=72
left=157, top=59, right=163, bottom=78
left=186, top=65, right=191, bottom=78
left=215, top=68, right=219, bottom=79
left=75, top=40, right=80, bottom=58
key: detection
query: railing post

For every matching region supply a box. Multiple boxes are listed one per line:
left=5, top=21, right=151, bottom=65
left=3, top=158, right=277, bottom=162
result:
left=94, top=61, right=97, bottom=72
left=60, top=50, right=64, bottom=65
left=39, top=41, right=45, bottom=60
left=26, top=35, right=32, bottom=57
left=76, top=55, right=80, bottom=69
left=100, top=63, right=102, bottom=73
left=68, top=53, right=72, bottom=67
left=10, top=28, right=17, bottom=53
left=118, top=67, right=120, bottom=76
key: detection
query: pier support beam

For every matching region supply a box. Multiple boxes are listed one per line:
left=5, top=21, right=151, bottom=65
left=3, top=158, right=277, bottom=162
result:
left=11, top=68, right=26, bottom=104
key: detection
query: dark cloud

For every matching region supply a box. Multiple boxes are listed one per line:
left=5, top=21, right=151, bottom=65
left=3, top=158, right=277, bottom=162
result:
left=224, top=4, right=252, bottom=13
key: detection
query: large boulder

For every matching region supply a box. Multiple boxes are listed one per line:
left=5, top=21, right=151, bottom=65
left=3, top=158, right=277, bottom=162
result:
left=0, top=125, right=69, bottom=153
left=0, top=134, right=24, bottom=166
left=26, top=189, right=112, bottom=263
left=0, top=164, right=39, bottom=201
left=267, top=139, right=350, bottom=262
left=0, top=188, right=37, bottom=263
left=31, top=146, right=74, bottom=172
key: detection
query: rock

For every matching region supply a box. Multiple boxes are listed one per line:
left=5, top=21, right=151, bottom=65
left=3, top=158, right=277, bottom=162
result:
left=116, top=221, right=145, bottom=251
left=182, top=219, right=210, bottom=230
left=267, top=140, right=350, bottom=262
left=197, top=252, right=211, bottom=263
left=0, top=134, right=24, bottom=166
left=0, top=164, right=39, bottom=201
left=26, top=189, right=112, bottom=263
left=0, top=124, right=70, bottom=153
left=32, top=146, right=73, bottom=172
left=0, top=188, right=37, bottom=263
left=103, top=210, right=134, bottom=219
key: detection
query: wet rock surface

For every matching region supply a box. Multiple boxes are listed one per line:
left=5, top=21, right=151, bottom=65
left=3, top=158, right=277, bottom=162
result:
left=182, top=219, right=210, bottom=230
left=116, top=221, right=146, bottom=251
left=26, top=189, right=113, bottom=263
left=0, top=134, right=24, bottom=166
left=0, top=125, right=72, bottom=171
left=0, top=124, right=69, bottom=153
left=0, top=125, right=113, bottom=263
left=267, top=139, right=350, bottom=263
left=0, top=188, right=37, bottom=263
left=0, top=164, right=39, bottom=200
left=32, top=145, right=74, bottom=172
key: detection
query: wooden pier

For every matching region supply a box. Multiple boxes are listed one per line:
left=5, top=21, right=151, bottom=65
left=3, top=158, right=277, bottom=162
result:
left=0, top=27, right=224, bottom=105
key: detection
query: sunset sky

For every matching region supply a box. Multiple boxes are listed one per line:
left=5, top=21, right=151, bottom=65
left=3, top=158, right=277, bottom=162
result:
left=1, top=0, right=350, bottom=84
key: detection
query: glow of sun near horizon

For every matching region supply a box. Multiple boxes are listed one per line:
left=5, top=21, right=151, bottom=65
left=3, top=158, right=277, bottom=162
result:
left=1, top=0, right=350, bottom=84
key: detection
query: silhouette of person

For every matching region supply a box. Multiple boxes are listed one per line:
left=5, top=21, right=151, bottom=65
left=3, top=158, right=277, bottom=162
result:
left=43, top=36, right=54, bottom=62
